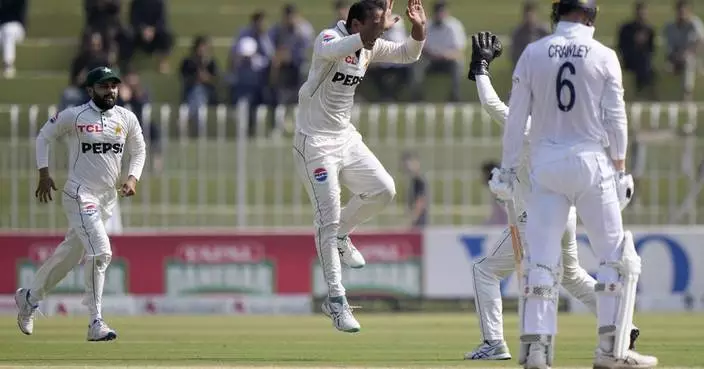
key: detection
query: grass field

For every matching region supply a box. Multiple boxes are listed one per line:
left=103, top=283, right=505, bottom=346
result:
left=0, top=313, right=702, bottom=368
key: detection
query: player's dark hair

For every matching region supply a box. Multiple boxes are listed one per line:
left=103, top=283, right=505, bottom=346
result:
left=346, top=0, right=386, bottom=28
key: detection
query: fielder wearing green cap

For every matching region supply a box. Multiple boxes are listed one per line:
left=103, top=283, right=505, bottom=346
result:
left=15, top=64, right=146, bottom=342
left=82, top=66, right=122, bottom=111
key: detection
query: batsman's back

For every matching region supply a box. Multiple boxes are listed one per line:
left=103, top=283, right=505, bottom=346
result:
left=514, top=22, right=626, bottom=164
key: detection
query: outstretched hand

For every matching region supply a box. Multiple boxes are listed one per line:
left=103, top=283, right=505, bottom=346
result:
left=468, top=31, right=503, bottom=81
left=406, top=0, right=427, bottom=27
left=384, top=0, right=401, bottom=31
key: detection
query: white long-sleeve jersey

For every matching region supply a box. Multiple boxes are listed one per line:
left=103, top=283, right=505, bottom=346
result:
left=36, top=100, right=146, bottom=192
left=502, top=21, right=628, bottom=170
left=295, top=20, right=424, bottom=138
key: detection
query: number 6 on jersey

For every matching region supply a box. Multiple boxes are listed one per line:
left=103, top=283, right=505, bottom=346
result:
left=556, top=61, right=576, bottom=112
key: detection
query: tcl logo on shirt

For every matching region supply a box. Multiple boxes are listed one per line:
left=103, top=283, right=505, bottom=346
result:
left=81, top=142, right=124, bottom=154
left=332, top=72, right=363, bottom=86
left=77, top=124, right=104, bottom=133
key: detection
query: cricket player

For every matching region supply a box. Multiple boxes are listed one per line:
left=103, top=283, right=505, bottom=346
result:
left=15, top=66, right=146, bottom=342
left=293, top=0, right=426, bottom=333
left=490, top=1, right=657, bottom=367
left=464, top=32, right=639, bottom=361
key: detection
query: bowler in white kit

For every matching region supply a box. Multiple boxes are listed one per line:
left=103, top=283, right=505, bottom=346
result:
left=15, top=67, right=146, bottom=341
left=464, top=31, right=640, bottom=361
left=491, top=1, right=658, bottom=368
left=293, top=0, right=426, bottom=332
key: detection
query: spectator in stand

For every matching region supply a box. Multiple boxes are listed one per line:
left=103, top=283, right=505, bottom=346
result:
left=367, top=13, right=409, bottom=101
left=117, top=67, right=163, bottom=173
left=83, top=0, right=129, bottom=69
left=269, top=4, right=314, bottom=106
left=411, top=0, right=466, bottom=102
left=332, top=0, right=349, bottom=27
left=617, top=1, right=657, bottom=99
left=402, top=151, right=429, bottom=229
left=180, top=35, right=219, bottom=135
left=510, top=0, right=549, bottom=67
left=481, top=161, right=507, bottom=226
left=664, top=0, right=704, bottom=101
left=61, top=32, right=113, bottom=109
left=0, top=0, right=27, bottom=78
left=228, top=11, right=274, bottom=137
left=128, top=0, right=174, bottom=73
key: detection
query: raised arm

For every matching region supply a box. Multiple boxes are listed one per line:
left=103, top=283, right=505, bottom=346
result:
left=315, top=30, right=364, bottom=61
left=468, top=32, right=509, bottom=124
left=371, top=0, right=427, bottom=64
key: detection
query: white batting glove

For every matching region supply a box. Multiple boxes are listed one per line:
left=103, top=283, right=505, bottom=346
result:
left=616, top=172, right=634, bottom=210
left=488, top=167, right=517, bottom=202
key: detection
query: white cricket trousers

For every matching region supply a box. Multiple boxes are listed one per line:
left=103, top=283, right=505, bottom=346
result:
left=0, top=21, right=24, bottom=66
left=472, top=207, right=597, bottom=341
left=30, top=181, right=116, bottom=320
left=524, top=143, right=624, bottom=335
left=293, top=131, right=396, bottom=297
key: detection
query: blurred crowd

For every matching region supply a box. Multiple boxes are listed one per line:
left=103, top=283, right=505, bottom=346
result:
left=0, top=0, right=703, bottom=117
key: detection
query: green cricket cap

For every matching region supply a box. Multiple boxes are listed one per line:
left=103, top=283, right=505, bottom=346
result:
left=83, top=66, right=122, bottom=87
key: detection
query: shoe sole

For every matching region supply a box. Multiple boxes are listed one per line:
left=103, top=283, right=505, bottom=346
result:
left=14, top=288, right=32, bottom=336
left=88, top=332, right=118, bottom=342
left=321, top=303, right=360, bottom=333
left=465, top=354, right=512, bottom=361
left=593, top=363, right=657, bottom=369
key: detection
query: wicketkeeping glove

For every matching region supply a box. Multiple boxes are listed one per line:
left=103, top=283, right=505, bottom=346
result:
left=488, top=167, right=517, bottom=202
left=616, top=172, right=635, bottom=211
left=468, top=31, right=503, bottom=81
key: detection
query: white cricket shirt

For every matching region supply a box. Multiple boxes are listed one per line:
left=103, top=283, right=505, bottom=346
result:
left=36, top=100, right=146, bottom=191
left=295, top=20, right=424, bottom=138
left=502, top=21, right=628, bottom=170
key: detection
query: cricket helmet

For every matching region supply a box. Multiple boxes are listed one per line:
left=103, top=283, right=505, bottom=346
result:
left=551, top=0, right=598, bottom=27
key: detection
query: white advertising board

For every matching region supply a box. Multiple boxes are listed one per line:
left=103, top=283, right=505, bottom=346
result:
left=423, top=226, right=704, bottom=311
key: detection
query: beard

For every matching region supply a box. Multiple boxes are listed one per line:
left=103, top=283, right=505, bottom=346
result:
left=92, top=92, right=117, bottom=111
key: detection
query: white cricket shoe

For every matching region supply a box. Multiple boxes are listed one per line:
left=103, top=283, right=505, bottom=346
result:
left=464, top=340, right=512, bottom=360
left=593, top=348, right=658, bottom=369
left=321, top=296, right=360, bottom=333
left=524, top=342, right=551, bottom=369
left=87, top=319, right=117, bottom=342
left=337, top=236, right=365, bottom=268
left=15, top=288, right=38, bottom=335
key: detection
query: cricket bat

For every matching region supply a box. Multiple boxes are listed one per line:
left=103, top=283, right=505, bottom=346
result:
left=505, top=199, right=524, bottom=281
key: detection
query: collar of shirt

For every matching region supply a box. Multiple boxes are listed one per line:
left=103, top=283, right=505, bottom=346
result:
left=555, top=21, right=595, bottom=39
left=88, top=100, right=116, bottom=117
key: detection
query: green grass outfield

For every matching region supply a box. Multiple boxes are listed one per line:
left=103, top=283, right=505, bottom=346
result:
left=0, top=313, right=702, bottom=367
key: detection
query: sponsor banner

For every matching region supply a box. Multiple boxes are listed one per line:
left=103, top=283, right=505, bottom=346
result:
left=423, top=227, right=704, bottom=311
left=0, top=295, right=312, bottom=316
left=312, top=233, right=423, bottom=298
left=0, top=232, right=420, bottom=297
